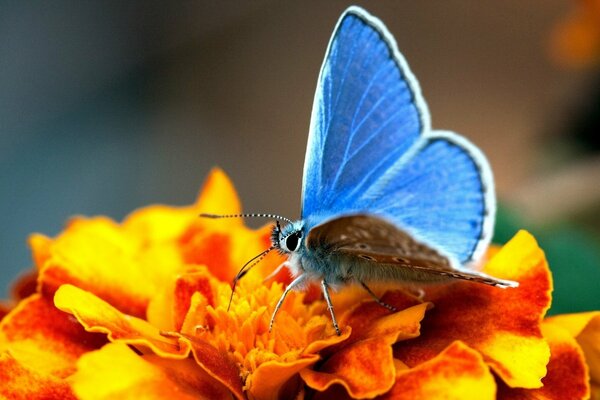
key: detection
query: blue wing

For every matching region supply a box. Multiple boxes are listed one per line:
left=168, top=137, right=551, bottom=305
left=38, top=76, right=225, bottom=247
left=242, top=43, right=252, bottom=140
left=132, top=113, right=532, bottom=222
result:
left=301, top=7, right=429, bottom=218
left=301, top=7, right=495, bottom=265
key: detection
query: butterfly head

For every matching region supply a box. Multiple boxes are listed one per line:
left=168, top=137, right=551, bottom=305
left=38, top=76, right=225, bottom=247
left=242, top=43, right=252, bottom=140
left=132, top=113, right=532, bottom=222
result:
left=272, top=220, right=305, bottom=255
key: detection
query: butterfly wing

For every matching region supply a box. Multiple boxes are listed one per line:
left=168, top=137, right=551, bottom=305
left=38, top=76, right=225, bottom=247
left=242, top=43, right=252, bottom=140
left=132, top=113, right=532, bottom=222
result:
left=306, top=215, right=517, bottom=288
left=302, top=7, right=494, bottom=266
left=301, top=7, right=428, bottom=219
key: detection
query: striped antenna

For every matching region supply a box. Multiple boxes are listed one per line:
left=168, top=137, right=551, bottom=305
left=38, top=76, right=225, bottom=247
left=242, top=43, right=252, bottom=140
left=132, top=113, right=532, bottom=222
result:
left=200, top=213, right=293, bottom=224
left=227, top=246, right=276, bottom=311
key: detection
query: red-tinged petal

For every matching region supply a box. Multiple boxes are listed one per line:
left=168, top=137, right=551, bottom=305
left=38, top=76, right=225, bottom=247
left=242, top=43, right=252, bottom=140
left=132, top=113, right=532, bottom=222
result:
left=340, top=296, right=429, bottom=346
left=0, top=294, right=106, bottom=378
left=498, top=321, right=590, bottom=400
left=10, top=268, right=38, bottom=301
left=395, top=230, right=552, bottom=389
left=546, top=311, right=600, bottom=387
left=379, top=341, right=496, bottom=400
left=301, top=337, right=397, bottom=398
left=70, top=342, right=232, bottom=400
left=54, top=284, right=190, bottom=358
left=173, top=267, right=218, bottom=331
left=300, top=300, right=428, bottom=400
left=0, top=352, right=76, bottom=400
left=187, top=337, right=246, bottom=400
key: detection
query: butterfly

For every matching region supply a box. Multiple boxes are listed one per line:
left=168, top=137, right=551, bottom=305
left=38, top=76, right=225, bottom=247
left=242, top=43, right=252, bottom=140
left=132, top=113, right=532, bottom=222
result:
left=202, top=6, right=518, bottom=335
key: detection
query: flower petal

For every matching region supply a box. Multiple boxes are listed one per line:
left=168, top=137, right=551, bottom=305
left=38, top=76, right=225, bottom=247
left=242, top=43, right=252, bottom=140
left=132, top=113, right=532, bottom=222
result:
left=187, top=337, right=246, bottom=400
left=394, top=230, right=552, bottom=389
left=0, top=294, right=106, bottom=378
left=301, top=337, right=397, bottom=398
left=300, top=302, right=428, bottom=398
left=497, top=321, right=590, bottom=399
left=248, top=356, right=320, bottom=400
left=0, top=352, right=76, bottom=400
left=54, top=284, right=190, bottom=358
left=546, top=311, right=600, bottom=390
left=380, top=341, right=496, bottom=400
left=70, top=342, right=231, bottom=400
left=38, top=216, right=184, bottom=317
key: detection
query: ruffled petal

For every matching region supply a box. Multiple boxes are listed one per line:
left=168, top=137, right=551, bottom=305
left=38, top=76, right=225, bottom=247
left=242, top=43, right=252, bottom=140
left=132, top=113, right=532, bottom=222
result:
left=0, top=294, right=106, bottom=378
left=380, top=341, right=496, bottom=400
left=54, top=284, right=190, bottom=358
left=70, top=342, right=231, bottom=400
left=546, top=311, right=600, bottom=392
left=249, top=356, right=320, bottom=400
left=497, top=321, right=590, bottom=399
left=394, top=230, right=552, bottom=389
left=300, top=302, right=429, bottom=398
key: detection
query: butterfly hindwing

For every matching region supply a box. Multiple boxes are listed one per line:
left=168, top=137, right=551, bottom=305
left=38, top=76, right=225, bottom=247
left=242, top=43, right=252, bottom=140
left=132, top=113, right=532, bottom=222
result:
left=301, top=7, right=494, bottom=265
left=306, top=215, right=516, bottom=288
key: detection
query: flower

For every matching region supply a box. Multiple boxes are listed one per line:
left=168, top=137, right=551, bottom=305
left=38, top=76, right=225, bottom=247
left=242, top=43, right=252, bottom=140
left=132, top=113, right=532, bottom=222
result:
left=0, top=168, right=598, bottom=399
left=550, top=0, right=600, bottom=68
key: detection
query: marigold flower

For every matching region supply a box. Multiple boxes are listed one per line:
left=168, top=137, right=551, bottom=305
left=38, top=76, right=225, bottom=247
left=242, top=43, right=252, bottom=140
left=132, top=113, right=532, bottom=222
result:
left=0, top=168, right=598, bottom=399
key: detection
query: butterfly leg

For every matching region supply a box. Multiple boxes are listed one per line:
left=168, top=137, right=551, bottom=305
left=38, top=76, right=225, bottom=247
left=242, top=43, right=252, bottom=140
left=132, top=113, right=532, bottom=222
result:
left=321, top=280, right=341, bottom=336
left=359, top=281, right=398, bottom=312
left=269, top=274, right=306, bottom=332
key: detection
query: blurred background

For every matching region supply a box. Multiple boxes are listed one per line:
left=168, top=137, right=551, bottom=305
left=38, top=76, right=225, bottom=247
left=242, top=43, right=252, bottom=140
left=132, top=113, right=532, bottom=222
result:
left=1, top=1, right=598, bottom=313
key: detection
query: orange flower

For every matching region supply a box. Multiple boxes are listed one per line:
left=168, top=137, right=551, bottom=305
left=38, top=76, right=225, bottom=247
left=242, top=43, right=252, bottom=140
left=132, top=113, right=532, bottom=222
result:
left=550, top=0, right=600, bottom=68
left=0, top=168, right=597, bottom=399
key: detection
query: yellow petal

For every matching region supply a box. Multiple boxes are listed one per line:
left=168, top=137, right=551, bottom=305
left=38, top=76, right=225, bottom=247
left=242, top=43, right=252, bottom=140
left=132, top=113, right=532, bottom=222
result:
left=54, top=284, right=190, bottom=358
left=71, top=342, right=231, bottom=400
left=382, top=341, right=496, bottom=400
left=497, top=321, right=590, bottom=399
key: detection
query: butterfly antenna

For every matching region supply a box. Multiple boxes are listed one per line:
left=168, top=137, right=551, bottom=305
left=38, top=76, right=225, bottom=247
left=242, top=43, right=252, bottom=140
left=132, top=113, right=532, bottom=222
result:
left=200, top=213, right=293, bottom=224
left=227, top=246, right=276, bottom=311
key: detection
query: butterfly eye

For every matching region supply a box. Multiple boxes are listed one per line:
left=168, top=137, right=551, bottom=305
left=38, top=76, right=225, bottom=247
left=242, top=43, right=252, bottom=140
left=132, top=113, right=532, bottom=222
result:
left=285, top=232, right=301, bottom=252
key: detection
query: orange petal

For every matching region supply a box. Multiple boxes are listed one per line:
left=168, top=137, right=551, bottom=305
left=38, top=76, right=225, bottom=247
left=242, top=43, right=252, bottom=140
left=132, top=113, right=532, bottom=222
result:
left=497, top=321, right=590, bottom=400
left=0, top=294, right=106, bottom=378
left=54, top=284, right=190, bottom=358
left=546, top=311, right=600, bottom=388
left=70, top=342, right=232, bottom=400
left=247, top=356, right=319, bottom=400
left=379, top=341, right=496, bottom=400
left=187, top=337, right=246, bottom=400
left=246, top=326, right=351, bottom=400
left=395, top=230, right=552, bottom=389
left=301, top=337, right=397, bottom=398
left=0, top=352, right=76, bottom=400
left=340, top=295, right=429, bottom=346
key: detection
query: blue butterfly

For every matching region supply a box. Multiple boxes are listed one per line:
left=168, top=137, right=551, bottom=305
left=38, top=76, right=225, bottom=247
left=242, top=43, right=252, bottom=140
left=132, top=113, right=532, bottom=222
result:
left=203, top=6, right=518, bottom=335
